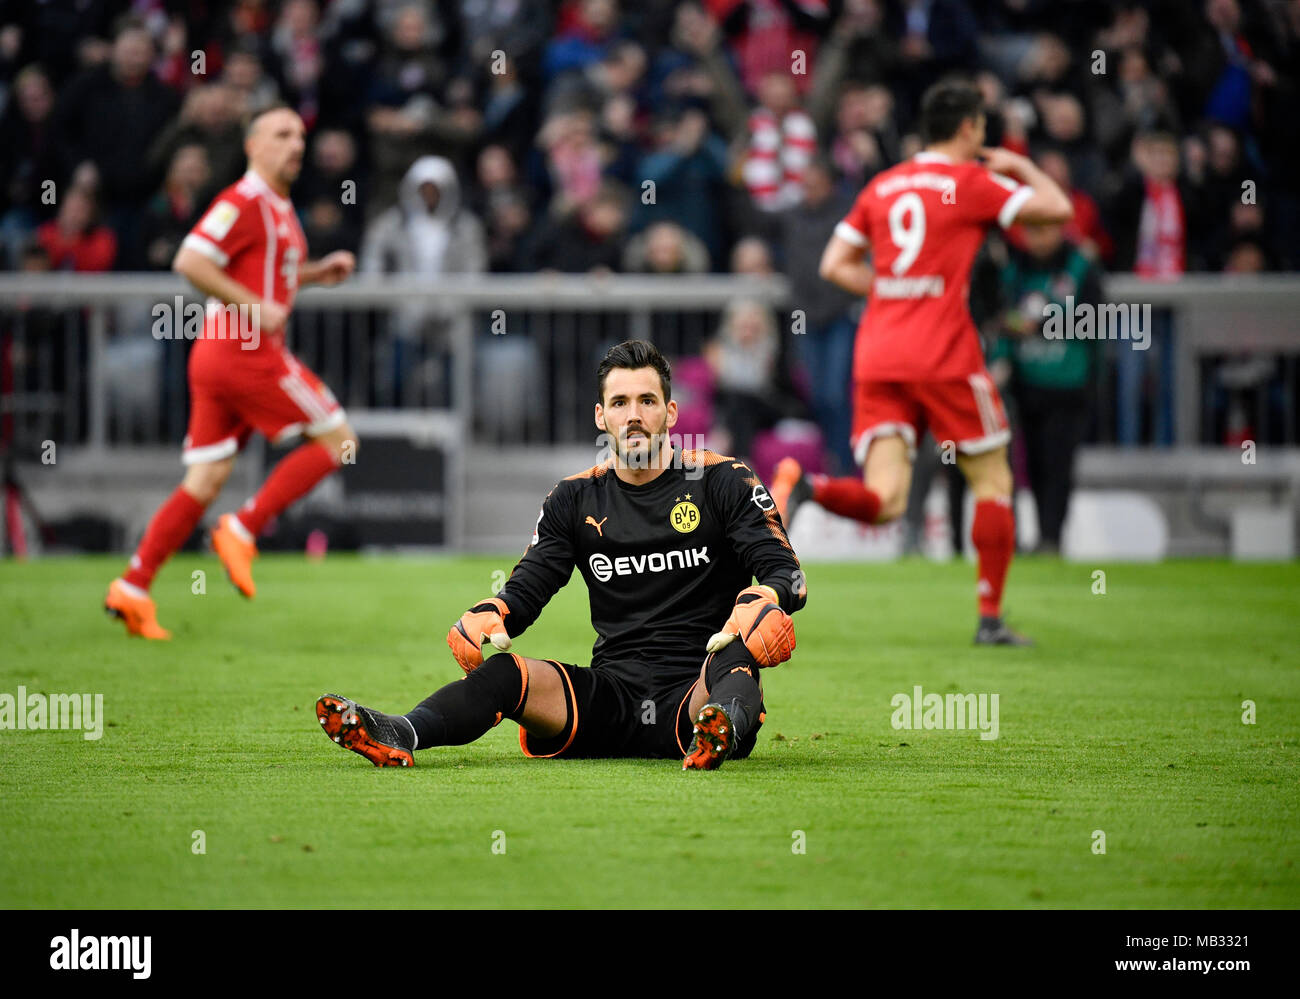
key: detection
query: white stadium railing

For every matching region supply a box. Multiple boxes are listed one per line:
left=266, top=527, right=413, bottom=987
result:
left=0, top=272, right=1297, bottom=451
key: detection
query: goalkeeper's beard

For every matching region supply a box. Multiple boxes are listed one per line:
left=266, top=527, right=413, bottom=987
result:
left=612, top=422, right=670, bottom=470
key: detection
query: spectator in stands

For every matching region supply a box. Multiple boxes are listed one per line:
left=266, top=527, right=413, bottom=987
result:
left=366, top=3, right=480, bottom=212
left=1093, top=45, right=1181, bottom=171
left=268, top=0, right=325, bottom=130
left=1024, top=148, right=1113, bottom=265
left=622, top=221, right=710, bottom=274
left=545, top=0, right=624, bottom=83
left=635, top=106, right=729, bottom=264
left=522, top=181, right=629, bottom=273
left=0, top=65, right=60, bottom=268
left=36, top=186, right=116, bottom=272
left=295, top=127, right=364, bottom=218
left=991, top=220, right=1103, bottom=553
left=467, top=144, right=535, bottom=272
left=887, top=0, right=980, bottom=120
left=730, top=234, right=775, bottom=275
left=711, top=0, right=829, bottom=98
left=303, top=197, right=362, bottom=257
left=778, top=157, right=858, bottom=473
left=823, top=82, right=899, bottom=189
left=742, top=70, right=817, bottom=213
left=360, top=155, right=486, bottom=278
left=52, top=21, right=179, bottom=269
left=458, top=0, right=552, bottom=84
left=727, top=231, right=807, bottom=429
left=654, top=2, right=749, bottom=140
left=141, top=144, right=211, bottom=271
left=705, top=298, right=785, bottom=462
left=1033, top=91, right=1104, bottom=198
left=1223, top=237, right=1269, bottom=274
left=535, top=110, right=606, bottom=214
left=221, top=42, right=282, bottom=114
left=805, top=0, right=895, bottom=137
left=1108, top=130, right=1190, bottom=444
left=360, top=155, right=487, bottom=406
left=146, top=84, right=246, bottom=203
left=1184, top=0, right=1281, bottom=134
left=1183, top=124, right=1254, bottom=271
left=479, top=55, right=539, bottom=165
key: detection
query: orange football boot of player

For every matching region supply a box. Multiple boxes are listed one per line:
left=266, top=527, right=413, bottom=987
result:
left=104, top=578, right=171, bottom=640
left=210, top=513, right=257, bottom=599
left=682, top=703, right=735, bottom=771
left=770, top=457, right=811, bottom=527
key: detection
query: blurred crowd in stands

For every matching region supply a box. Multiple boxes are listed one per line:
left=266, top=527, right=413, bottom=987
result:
left=3, top=0, right=1296, bottom=276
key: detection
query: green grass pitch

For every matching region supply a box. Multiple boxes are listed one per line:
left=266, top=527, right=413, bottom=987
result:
left=1, top=555, right=1296, bottom=908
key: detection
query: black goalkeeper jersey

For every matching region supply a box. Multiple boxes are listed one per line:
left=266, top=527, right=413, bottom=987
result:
left=498, top=448, right=806, bottom=696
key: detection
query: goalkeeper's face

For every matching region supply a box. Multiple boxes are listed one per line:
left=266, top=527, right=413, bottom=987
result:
left=596, top=366, right=678, bottom=469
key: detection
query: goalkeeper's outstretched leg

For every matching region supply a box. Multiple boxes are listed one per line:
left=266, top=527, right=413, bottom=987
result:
left=316, top=642, right=772, bottom=770
left=316, top=652, right=570, bottom=767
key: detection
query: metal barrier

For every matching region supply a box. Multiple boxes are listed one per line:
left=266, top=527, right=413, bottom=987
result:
left=1, top=273, right=1297, bottom=456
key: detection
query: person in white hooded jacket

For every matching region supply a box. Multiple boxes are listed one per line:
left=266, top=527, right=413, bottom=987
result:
left=359, top=156, right=487, bottom=404
left=361, top=155, right=487, bottom=282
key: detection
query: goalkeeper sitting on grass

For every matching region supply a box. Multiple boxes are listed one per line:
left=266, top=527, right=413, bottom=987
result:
left=317, top=339, right=807, bottom=771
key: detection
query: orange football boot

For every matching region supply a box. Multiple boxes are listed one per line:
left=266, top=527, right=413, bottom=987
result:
left=104, top=578, right=171, bottom=640
left=770, top=457, right=810, bottom=527
left=682, top=703, right=734, bottom=771
left=210, top=513, right=257, bottom=598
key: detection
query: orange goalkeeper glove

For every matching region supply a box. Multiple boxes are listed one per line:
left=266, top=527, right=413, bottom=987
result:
left=705, top=585, right=795, bottom=668
left=446, top=597, right=512, bottom=672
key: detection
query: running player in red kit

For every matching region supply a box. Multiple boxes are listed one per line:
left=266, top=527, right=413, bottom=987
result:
left=105, top=105, right=357, bottom=639
left=772, top=81, right=1072, bottom=645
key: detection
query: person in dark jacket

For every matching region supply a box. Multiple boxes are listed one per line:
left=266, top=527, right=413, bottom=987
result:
left=778, top=157, right=859, bottom=472
left=991, top=222, right=1103, bottom=552
left=51, top=22, right=179, bottom=269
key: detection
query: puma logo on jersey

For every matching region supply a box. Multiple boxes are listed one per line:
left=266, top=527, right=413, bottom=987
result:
left=729, top=665, right=754, bottom=678
left=585, top=515, right=608, bottom=537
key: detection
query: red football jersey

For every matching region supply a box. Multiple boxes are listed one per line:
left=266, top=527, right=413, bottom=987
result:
left=180, top=169, right=307, bottom=355
left=837, top=152, right=1033, bottom=381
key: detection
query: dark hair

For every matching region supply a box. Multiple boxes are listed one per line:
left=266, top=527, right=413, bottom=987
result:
left=596, top=340, right=672, bottom=404
left=919, top=80, right=984, bottom=145
left=243, top=101, right=294, bottom=138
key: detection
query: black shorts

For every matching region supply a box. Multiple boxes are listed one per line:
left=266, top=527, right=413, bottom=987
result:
left=518, top=651, right=765, bottom=761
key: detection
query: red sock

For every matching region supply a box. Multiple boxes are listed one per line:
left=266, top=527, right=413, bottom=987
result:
left=971, top=497, right=1015, bottom=618
left=123, top=487, right=206, bottom=590
left=237, top=442, right=339, bottom=537
left=810, top=474, right=883, bottom=524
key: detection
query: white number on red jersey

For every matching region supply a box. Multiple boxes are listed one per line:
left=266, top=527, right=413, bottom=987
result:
left=282, top=245, right=300, bottom=292
left=887, top=192, right=927, bottom=275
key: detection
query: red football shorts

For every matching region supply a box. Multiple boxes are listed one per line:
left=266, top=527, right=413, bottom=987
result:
left=852, top=371, right=1010, bottom=465
left=182, top=344, right=345, bottom=465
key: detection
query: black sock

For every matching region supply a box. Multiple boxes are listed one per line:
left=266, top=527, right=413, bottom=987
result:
left=704, top=642, right=763, bottom=741
left=405, top=653, right=529, bottom=749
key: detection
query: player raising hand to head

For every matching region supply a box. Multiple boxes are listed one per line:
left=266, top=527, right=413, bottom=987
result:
left=773, top=80, right=1072, bottom=645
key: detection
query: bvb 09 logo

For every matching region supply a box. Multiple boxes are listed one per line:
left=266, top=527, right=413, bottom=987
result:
left=670, top=498, right=700, bottom=534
